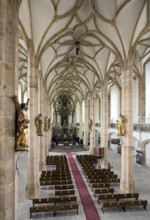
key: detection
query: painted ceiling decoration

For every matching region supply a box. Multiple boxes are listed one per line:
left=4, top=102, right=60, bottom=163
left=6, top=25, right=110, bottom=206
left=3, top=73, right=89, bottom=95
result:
left=18, top=0, right=150, bottom=105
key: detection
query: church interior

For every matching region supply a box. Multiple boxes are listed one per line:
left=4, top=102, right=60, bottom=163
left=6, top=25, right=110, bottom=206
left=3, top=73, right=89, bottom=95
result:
left=0, top=1, right=150, bottom=220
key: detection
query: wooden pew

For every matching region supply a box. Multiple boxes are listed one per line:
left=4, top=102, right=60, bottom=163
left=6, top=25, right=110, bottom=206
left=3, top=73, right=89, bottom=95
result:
left=94, top=188, right=114, bottom=197
left=30, top=203, right=78, bottom=218
left=40, top=180, right=73, bottom=186
left=55, top=190, right=75, bottom=196
left=87, top=174, right=118, bottom=180
left=85, top=170, right=114, bottom=176
left=40, top=175, right=71, bottom=180
left=91, top=183, right=110, bottom=190
left=41, top=172, right=71, bottom=177
left=55, top=184, right=74, bottom=190
left=33, top=196, right=77, bottom=206
left=40, top=175, right=71, bottom=181
left=97, top=193, right=139, bottom=203
left=89, top=178, right=120, bottom=185
left=101, top=200, right=147, bottom=213
left=41, top=171, right=70, bottom=176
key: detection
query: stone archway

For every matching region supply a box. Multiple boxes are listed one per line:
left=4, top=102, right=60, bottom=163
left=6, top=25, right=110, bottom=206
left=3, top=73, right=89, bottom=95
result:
left=141, top=139, right=150, bottom=166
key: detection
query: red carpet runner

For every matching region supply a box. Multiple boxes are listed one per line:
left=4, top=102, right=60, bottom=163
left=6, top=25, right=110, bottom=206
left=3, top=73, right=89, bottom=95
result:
left=66, top=152, right=101, bottom=220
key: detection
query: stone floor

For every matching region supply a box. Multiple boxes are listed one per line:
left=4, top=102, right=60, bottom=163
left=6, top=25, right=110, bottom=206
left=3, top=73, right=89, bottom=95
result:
left=17, top=148, right=150, bottom=220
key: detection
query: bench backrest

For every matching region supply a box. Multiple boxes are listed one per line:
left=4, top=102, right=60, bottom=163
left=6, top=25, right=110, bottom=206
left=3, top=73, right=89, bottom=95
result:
left=91, top=183, right=110, bottom=188
left=101, top=200, right=147, bottom=208
left=33, top=196, right=77, bottom=206
left=98, top=193, right=139, bottom=200
left=55, top=190, right=75, bottom=196
left=94, top=188, right=114, bottom=194
left=40, top=180, right=72, bottom=185
left=55, top=185, right=74, bottom=190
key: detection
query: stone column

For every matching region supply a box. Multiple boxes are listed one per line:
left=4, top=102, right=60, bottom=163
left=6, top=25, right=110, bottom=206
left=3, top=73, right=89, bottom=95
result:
left=0, top=1, right=18, bottom=220
left=74, top=104, right=76, bottom=125
left=79, top=102, right=83, bottom=140
left=45, top=91, right=49, bottom=155
left=26, top=41, right=40, bottom=199
left=49, top=101, right=53, bottom=148
left=138, top=74, right=145, bottom=123
left=120, top=51, right=135, bottom=193
left=108, top=92, right=111, bottom=124
left=47, top=100, right=51, bottom=149
left=87, top=98, right=90, bottom=146
left=90, top=90, right=96, bottom=154
left=14, top=3, right=19, bottom=220
left=39, top=77, right=46, bottom=171
left=83, top=98, right=88, bottom=148
left=100, top=77, right=109, bottom=168
left=72, top=109, right=74, bottom=125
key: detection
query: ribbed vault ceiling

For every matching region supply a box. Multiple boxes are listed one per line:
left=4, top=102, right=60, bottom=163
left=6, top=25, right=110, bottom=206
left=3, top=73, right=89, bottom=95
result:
left=18, top=0, right=150, bottom=105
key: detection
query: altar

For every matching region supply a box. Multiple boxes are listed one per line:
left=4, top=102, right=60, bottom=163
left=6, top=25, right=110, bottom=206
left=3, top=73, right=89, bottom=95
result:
left=57, top=142, right=73, bottom=149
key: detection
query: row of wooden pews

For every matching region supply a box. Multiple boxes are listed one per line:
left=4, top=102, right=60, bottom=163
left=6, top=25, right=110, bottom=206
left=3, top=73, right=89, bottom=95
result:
left=29, top=155, right=78, bottom=218
left=76, top=154, right=147, bottom=213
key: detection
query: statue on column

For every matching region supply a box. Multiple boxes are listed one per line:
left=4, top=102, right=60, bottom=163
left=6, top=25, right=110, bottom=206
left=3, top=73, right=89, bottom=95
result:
left=13, top=96, right=30, bottom=151
left=48, top=117, right=51, bottom=130
left=44, top=116, right=49, bottom=131
left=35, top=114, right=43, bottom=136
left=116, top=114, right=126, bottom=136
left=88, top=118, right=92, bottom=131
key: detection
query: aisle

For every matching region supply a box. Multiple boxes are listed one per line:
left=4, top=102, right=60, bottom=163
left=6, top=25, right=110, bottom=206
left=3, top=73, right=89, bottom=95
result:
left=66, top=152, right=101, bottom=220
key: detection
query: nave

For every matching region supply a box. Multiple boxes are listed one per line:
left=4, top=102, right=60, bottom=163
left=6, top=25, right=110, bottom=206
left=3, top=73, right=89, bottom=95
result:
left=18, top=148, right=150, bottom=220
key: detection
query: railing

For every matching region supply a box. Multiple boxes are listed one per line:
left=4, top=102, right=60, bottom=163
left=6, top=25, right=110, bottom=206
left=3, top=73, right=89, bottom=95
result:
left=74, top=122, right=150, bottom=132
left=133, top=123, right=150, bottom=132
left=109, top=123, right=150, bottom=132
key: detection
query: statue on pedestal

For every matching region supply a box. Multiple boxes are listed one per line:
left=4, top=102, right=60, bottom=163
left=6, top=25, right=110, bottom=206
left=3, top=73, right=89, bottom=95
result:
left=116, top=114, right=126, bottom=136
left=35, top=114, right=43, bottom=136
left=48, top=117, right=51, bottom=130
left=13, top=96, right=30, bottom=151
left=44, top=116, right=49, bottom=131
left=88, top=118, right=92, bottom=131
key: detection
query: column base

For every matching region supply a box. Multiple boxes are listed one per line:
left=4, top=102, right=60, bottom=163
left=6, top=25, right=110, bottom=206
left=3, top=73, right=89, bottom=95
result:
left=100, top=159, right=108, bottom=169
left=83, top=144, right=87, bottom=150
left=26, top=184, right=40, bottom=199
left=120, top=179, right=136, bottom=193
left=90, top=146, right=94, bottom=154
left=39, top=162, right=46, bottom=171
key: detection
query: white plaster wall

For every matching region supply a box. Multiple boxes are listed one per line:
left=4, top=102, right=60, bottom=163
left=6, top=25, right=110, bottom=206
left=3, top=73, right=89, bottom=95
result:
left=51, top=104, right=54, bottom=123
left=132, top=78, right=138, bottom=123
left=24, top=91, right=28, bottom=103
left=132, top=137, right=139, bottom=157
left=109, top=132, right=119, bottom=153
left=109, top=129, right=150, bottom=165
left=95, top=129, right=100, bottom=145
left=146, top=143, right=150, bottom=167
left=18, top=84, right=22, bottom=103
left=133, top=131, right=150, bottom=144
left=146, top=62, right=150, bottom=123
left=110, top=85, right=120, bottom=122
left=57, top=115, right=61, bottom=124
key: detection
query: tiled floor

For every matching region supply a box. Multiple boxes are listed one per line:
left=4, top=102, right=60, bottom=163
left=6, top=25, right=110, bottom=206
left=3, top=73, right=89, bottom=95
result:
left=17, top=148, right=150, bottom=220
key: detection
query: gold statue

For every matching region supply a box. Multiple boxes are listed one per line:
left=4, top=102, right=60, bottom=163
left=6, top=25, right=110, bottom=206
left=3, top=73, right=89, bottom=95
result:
left=13, top=96, right=30, bottom=151
left=117, top=114, right=126, bottom=136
